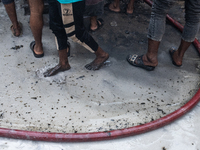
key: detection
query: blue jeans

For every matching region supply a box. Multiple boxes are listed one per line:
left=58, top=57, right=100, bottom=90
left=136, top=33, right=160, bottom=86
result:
left=147, top=0, right=200, bottom=42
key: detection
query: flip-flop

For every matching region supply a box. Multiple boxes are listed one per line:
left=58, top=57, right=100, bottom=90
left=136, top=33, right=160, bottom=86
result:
left=169, top=48, right=182, bottom=67
left=126, top=54, right=155, bottom=71
left=10, top=21, right=23, bottom=37
left=30, top=41, right=44, bottom=58
left=89, top=18, right=104, bottom=32
left=104, top=3, right=121, bottom=13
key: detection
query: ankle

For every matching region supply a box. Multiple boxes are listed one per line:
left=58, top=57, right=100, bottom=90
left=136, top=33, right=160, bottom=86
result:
left=34, top=43, right=43, bottom=52
left=173, top=51, right=183, bottom=62
left=144, top=54, right=158, bottom=66
left=90, top=24, right=97, bottom=30
left=127, top=4, right=133, bottom=11
left=95, top=47, right=107, bottom=57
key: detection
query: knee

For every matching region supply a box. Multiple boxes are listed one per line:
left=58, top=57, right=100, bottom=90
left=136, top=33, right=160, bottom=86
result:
left=74, top=27, right=87, bottom=42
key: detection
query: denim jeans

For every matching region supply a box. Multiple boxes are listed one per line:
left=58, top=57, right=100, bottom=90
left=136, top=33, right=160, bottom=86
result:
left=147, top=0, right=200, bottom=42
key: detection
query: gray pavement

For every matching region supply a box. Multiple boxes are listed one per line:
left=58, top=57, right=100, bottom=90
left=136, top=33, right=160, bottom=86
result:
left=0, top=0, right=200, bottom=149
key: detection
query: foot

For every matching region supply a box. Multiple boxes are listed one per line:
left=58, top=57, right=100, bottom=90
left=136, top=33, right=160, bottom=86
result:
left=44, top=48, right=71, bottom=77
left=10, top=22, right=22, bottom=37
left=30, top=41, right=44, bottom=58
left=127, top=54, right=156, bottom=71
left=90, top=18, right=104, bottom=32
left=43, top=64, right=71, bottom=77
left=108, top=2, right=120, bottom=13
left=142, top=54, right=158, bottom=67
left=169, top=48, right=182, bottom=67
left=85, top=48, right=109, bottom=70
left=34, top=43, right=44, bottom=55
left=126, top=5, right=134, bottom=15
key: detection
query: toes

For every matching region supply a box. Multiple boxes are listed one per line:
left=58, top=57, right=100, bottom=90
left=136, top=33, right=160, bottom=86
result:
left=85, top=63, right=102, bottom=71
left=43, top=67, right=56, bottom=77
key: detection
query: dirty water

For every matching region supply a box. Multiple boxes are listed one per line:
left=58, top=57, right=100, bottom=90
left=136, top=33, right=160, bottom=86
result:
left=0, top=0, right=200, bottom=134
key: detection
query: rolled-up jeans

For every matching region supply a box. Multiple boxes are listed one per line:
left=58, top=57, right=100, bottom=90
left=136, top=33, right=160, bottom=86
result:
left=147, top=0, right=200, bottom=42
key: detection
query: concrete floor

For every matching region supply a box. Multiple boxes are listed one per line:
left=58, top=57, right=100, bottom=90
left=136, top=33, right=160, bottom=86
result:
left=0, top=0, right=200, bottom=149
left=0, top=105, right=200, bottom=150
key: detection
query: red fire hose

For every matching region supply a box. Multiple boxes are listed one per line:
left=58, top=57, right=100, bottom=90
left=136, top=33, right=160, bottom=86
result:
left=0, top=88, right=199, bottom=142
left=0, top=0, right=199, bottom=142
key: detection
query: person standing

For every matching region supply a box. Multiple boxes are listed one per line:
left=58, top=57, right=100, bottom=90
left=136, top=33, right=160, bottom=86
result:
left=127, top=0, right=200, bottom=70
left=2, top=0, right=22, bottom=37
left=43, top=0, right=109, bottom=77
left=105, top=0, right=136, bottom=16
left=28, top=0, right=44, bottom=58
left=84, top=0, right=104, bottom=32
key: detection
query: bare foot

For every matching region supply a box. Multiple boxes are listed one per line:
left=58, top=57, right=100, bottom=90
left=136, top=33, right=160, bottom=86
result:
left=109, top=2, right=120, bottom=13
left=85, top=47, right=109, bottom=70
left=126, top=5, right=134, bottom=15
left=126, top=0, right=135, bottom=15
left=43, top=64, right=71, bottom=77
left=10, top=22, right=22, bottom=37
left=90, top=18, right=104, bottom=32
left=44, top=48, right=71, bottom=77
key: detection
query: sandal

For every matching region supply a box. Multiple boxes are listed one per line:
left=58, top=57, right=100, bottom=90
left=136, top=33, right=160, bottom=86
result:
left=89, top=18, right=104, bottom=32
left=30, top=41, right=44, bottom=58
left=169, top=48, right=182, bottom=67
left=10, top=21, right=23, bottom=37
left=126, top=54, right=155, bottom=71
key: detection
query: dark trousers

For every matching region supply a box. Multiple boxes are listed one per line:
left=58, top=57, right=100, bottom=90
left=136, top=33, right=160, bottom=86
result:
left=48, top=0, right=99, bottom=52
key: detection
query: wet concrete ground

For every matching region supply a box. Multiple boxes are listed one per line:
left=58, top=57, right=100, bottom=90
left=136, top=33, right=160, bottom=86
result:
left=0, top=0, right=200, bottom=149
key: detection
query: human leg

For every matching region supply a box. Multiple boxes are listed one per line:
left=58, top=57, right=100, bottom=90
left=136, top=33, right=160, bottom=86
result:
left=127, top=0, right=173, bottom=70
left=2, top=0, right=22, bottom=36
left=127, top=39, right=159, bottom=70
left=85, top=46, right=109, bottom=70
left=169, top=40, right=191, bottom=66
left=84, top=0, right=104, bottom=32
left=43, top=0, right=70, bottom=77
left=90, top=16, right=98, bottom=31
left=62, top=1, right=109, bottom=70
left=43, top=48, right=70, bottom=77
left=169, top=0, right=200, bottom=66
left=126, top=0, right=135, bottom=15
left=108, top=0, right=120, bottom=13
left=28, top=0, right=44, bottom=55
left=90, top=16, right=104, bottom=32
